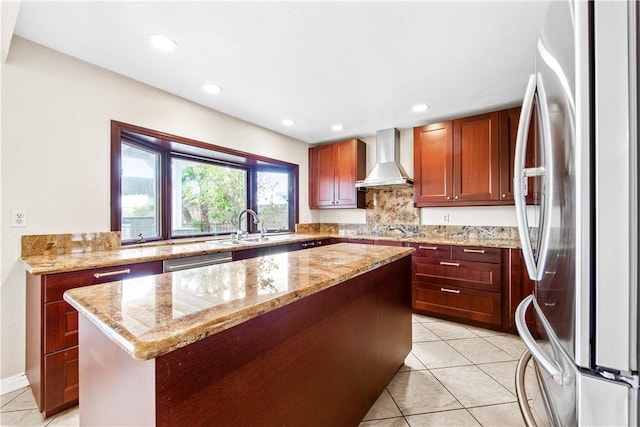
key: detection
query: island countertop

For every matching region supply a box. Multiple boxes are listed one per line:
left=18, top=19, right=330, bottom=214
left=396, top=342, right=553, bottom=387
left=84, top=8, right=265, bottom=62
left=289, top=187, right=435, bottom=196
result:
left=63, top=243, right=414, bottom=361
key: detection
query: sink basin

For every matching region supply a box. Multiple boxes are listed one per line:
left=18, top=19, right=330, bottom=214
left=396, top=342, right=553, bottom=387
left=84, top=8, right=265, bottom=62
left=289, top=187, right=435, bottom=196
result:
left=206, top=234, right=294, bottom=246
left=207, top=236, right=270, bottom=245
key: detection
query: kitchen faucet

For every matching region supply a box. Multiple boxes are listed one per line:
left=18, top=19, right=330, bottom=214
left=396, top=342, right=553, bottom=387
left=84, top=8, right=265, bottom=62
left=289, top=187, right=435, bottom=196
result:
left=236, top=209, right=261, bottom=240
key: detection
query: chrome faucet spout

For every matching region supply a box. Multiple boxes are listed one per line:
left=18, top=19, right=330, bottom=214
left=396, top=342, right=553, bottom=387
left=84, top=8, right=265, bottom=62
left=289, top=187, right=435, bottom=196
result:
left=237, top=209, right=261, bottom=239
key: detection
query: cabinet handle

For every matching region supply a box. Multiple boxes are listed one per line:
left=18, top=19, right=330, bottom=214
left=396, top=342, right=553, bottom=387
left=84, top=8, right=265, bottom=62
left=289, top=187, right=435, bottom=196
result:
left=418, top=246, right=438, bottom=250
left=463, top=248, right=486, bottom=254
left=440, top=287, right=461, bottom=294
left=502, top=194, right=507, bottom=198
left=301, top=242, right=315, bottom=248
left=454, top=195, right=459, bottom=200
left=439, top=261, right=460, bottom=267
left=544, top=302, right=556, bottom=307
left=446, top=196, right=451, bottom=200
left=93, top=268, right=131, bottom=279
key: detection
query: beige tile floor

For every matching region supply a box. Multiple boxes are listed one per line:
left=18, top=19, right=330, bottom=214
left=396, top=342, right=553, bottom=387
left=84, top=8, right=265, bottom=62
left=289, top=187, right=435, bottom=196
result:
left=0, top=314, right=533, bottom=427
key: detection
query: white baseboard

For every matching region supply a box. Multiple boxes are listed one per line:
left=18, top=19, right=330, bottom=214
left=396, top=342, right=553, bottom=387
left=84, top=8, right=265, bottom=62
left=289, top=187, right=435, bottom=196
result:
left=0, top=373, right=29, bottom=395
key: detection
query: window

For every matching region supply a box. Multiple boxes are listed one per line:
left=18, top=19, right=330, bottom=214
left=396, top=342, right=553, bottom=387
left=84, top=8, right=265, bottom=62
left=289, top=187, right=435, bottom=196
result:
left=111, top=121, right=298, bottom=244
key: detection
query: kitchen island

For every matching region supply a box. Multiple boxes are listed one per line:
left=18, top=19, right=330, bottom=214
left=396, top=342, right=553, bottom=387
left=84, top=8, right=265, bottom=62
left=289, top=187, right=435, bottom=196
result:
left=63, top=243, right=413, bottom=426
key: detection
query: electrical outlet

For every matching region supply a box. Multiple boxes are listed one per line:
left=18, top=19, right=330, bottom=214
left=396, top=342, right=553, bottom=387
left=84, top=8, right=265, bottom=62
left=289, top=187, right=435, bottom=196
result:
left=442, top=213, right=450, bottom=224
left=11, top=210, right=27, bottom=227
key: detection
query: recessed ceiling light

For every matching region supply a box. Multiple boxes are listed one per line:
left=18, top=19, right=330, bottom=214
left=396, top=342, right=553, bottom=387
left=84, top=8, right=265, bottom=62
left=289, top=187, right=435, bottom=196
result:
left=150, top=34, right=178, bottom=52
left=202, top=83, right=222, bottom=94
left=331, top=124, right=344, bottom=131
left=412, top=104, right=430, bottom=113
left=281, top=119, right=295, bottom=126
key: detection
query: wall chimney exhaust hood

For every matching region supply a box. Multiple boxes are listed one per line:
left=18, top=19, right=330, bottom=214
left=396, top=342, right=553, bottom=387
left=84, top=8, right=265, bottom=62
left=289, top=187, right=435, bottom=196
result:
left=356, top=128, right=413, bottom=189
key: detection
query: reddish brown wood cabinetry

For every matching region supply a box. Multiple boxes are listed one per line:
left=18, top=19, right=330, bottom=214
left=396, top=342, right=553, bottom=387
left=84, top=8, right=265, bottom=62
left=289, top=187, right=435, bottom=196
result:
left=413, top=122, right=454, bottom=205
left=409, top=243, right=504, bottom=326
left=498, top=106, right=539, bottom=203
left=26, top=261, right=162, bottom=418
left=414, top=112, right=500, bottom=206
left=309, top=139, right=366, bottom=209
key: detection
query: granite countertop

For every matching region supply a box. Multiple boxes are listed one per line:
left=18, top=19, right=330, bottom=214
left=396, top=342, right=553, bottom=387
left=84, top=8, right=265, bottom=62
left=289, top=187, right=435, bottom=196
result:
left=22, top=233, right=332, bottom=275
left=63, top=243, right=414, bottom=360
left=22, top=231, right=521, bottom=275
left=342, top=234, right=520, bottom=249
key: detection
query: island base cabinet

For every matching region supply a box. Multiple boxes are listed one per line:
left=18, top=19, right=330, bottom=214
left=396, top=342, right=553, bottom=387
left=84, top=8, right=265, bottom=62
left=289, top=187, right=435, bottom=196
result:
left=77, top=257, right=412, bottom=427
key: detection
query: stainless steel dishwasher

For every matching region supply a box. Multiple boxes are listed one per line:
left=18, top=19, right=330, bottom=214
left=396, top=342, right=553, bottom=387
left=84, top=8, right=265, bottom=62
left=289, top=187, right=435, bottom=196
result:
left=162, top=252, right=233, bottom=272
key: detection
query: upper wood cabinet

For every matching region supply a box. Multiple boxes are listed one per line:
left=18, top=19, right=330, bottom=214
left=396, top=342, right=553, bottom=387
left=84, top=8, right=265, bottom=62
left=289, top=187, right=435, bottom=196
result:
left=498, top=106, right=539, bottom=203
left=414, top=112, right=500, bottom=207
left=309, top=139, right=366, bottom=209
left=413, top=122, right=453, bottom=205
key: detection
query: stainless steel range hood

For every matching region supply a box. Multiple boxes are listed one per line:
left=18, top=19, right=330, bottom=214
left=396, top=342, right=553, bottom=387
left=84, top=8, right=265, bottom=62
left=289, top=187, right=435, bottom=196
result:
left=356, top=128, right=413, bottom=189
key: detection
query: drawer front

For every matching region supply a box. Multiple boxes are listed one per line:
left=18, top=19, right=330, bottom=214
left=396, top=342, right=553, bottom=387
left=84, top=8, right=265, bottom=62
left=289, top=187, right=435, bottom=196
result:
left=413, top=258, right=501, bottom=292
left=407, top=243, right=451, bottom=259
left=45, top=301, right=78, bottom=353
left=44, top=261, right=163, bottom=302
left=451, top=246, right=501, bottom=264
left=44, top=346, right=79, bottom=412
left=413, top=283, right=502, bottom=325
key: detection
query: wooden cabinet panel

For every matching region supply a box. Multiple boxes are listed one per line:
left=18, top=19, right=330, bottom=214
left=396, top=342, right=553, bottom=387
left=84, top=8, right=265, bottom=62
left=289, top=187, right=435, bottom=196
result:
left=451, top=246, right=501, bottom=264
left=411, top=245, right=505, bottom=328
left=45, top=301, right=78, bottom=353
left=498, top=106, right=539, bottom=203
left=406, top=242, right=450, bottom=259
left=414, top=283, right=502, bottom=325
left=334, top=140, right=358, bottom=207
left=309, top=144, right=335, bottom=207
left=413, top=258, right=501, bottom=293
left=44, top=347, right=79, bottom=415
left=413, top=122, right=453, bottom=205
left=44, top=261, right=163, bottom=302
left=374, top=240, right=404, bottom=247
left=27, top=260, right=163, bottom=418
left=453, top=112, right=500, bottom=202
left=309, top=139, right=366, bottom=209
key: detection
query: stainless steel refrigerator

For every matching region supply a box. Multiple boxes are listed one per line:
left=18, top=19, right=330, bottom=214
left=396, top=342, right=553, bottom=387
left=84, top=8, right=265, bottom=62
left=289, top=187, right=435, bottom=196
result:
left=513, top=1, right=639, bottom=426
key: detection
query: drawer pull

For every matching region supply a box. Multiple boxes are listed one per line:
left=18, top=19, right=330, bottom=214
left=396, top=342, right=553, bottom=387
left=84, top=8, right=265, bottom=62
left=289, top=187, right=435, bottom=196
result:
left=440, top=287, right=461, bottom=294
left=301, top=242, right=315, bottom=248
left=418, top=246, right=438, bottom=250
left=439, top=261, right=460, bottom=267
left=93, top=268, right=131, bottom=279
left=544, top=302, right=556, bottom=307
left=463, top=248, right=486, bottom=254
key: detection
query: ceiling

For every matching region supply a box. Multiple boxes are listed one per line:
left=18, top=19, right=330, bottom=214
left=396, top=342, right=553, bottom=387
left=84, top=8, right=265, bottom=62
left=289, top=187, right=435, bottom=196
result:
left=12, top=1, right=549, bottom=144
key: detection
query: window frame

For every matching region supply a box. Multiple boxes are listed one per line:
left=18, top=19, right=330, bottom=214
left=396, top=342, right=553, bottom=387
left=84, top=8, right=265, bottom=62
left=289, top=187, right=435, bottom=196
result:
left=111, top=120, right=299, bottom=245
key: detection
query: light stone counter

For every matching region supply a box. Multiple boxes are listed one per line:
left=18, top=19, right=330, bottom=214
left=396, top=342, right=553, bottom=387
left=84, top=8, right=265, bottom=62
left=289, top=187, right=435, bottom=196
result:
left=63, top=243, right=414, bottom=360
left=22, top=233, right=331, bottom=275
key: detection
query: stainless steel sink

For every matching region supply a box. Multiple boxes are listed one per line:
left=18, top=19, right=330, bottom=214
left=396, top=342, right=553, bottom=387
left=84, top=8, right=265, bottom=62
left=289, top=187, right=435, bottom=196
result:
left=206, top=234, right=294, bottom=246
left=206, top=236, right=270, bottom=245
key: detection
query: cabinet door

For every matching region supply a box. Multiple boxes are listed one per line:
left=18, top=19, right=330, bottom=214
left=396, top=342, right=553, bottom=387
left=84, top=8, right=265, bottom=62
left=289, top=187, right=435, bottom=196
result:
left=45, top=301, right=78, bottom=353
left=498, top=106, right=539, bottom=202
left=453, top=112, right=500, bottom=202
left=309, top=144, right=335, bottom=208
left=413, top=122, right=453, bottom=205
left=334, top=140, right=357, bottom=207
left=44, top=347, right=79, bottom=414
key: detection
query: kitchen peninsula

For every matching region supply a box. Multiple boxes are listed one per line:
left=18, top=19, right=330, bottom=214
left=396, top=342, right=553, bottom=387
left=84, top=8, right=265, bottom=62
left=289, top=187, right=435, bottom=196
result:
left=63, top=243, right=413, bottom=426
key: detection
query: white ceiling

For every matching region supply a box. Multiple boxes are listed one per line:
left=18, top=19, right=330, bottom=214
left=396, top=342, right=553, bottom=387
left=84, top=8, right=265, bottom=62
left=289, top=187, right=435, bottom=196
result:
left=12, top=1, right=549, bottom=144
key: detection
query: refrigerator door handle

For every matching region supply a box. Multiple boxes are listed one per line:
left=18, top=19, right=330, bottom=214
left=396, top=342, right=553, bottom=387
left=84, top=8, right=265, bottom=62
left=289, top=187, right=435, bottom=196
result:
left=515, top=295, right=564, bottom=384
left=514, top=74, right=554, bottom=281
left=515, top=349, right=538, bottom=427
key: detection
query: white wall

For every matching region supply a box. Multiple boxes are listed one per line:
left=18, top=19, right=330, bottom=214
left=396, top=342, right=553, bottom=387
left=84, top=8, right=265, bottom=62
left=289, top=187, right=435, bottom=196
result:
left=0, top=37, right=311, bottom=384
left=311, top=128, right=519, bottom=226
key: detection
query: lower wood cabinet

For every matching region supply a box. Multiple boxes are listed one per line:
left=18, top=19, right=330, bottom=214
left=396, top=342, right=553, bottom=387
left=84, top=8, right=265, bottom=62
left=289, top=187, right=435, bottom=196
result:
left=408, top=243, right=505, bottom=327
left=26, top=261, right=163, bottom=418
left=409, top=245, right=534, bottom=333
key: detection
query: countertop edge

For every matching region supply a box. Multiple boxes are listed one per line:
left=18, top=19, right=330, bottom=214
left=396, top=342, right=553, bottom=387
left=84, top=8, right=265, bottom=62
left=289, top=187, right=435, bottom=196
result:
left=64, top=246, right=414, bottom=360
